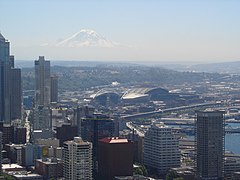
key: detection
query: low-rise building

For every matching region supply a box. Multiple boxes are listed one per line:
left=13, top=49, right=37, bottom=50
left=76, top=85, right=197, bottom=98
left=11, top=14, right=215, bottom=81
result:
left=35, top=158, right=63, bottom=179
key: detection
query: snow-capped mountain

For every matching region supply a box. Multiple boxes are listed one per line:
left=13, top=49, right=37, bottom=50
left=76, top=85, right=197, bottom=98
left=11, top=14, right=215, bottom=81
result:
left=56, top=29, right=116, bottom=48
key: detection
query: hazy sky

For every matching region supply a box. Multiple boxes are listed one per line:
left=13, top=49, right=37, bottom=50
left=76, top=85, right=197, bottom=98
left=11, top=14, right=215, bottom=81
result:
left=0, top=0, right=240, bottom=63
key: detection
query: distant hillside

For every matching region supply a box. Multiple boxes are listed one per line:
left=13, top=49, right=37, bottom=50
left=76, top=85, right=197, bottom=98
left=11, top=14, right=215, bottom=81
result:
left=160, top=61, right=240, bottom=74
left=21, top=65, right=228, bottom=92
left=15, top=60, right=140, bottom=68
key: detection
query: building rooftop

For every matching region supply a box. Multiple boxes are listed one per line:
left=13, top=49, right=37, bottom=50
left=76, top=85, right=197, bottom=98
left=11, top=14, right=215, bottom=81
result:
left=99, top=137, right=130, bottom=144
left=122, top=93, right=148, bottom=100
left=35, top=158, right=62, bottom=164
left=65, top=137, right=91, bottom=145
left=10, top=172, right=43, bottom=178
left=2, top=164, right=25, bottom=171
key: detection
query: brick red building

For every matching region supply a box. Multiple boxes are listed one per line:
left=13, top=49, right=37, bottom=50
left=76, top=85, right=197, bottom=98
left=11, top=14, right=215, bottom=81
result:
left=98, top=137, right=133, bottom=180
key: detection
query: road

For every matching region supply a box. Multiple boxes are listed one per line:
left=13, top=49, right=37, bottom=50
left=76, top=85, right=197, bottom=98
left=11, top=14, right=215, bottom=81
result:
left=122, top=102, right=222, bottom=120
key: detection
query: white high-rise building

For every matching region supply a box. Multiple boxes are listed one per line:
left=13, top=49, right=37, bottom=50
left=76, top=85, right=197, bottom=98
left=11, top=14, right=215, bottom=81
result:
left=35, top=56, right=50, bottom=106
left=144, top=123, right=180, bottom=175
left=63, top=137, right=93, bottom=180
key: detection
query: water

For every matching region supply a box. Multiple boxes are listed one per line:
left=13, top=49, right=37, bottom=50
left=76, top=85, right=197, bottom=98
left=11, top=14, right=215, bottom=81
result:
left=183, top=123, right=240, bottom=154
left=225, top=123, right=240, bottom=154
left=225, top=134, right=240, bottom=154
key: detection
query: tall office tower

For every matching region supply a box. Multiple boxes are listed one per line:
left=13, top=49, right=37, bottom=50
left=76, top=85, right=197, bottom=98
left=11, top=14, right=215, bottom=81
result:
left=50, top=76, right=58, bottom=103
left=33, top=106, right=51, bottom=130
left=0, top=122, right=14, bottom=147
left=35, top=56, right=50, bottom=106
left=9, top=55, right=14, bottom=68
left=14, top=127, right=27, bottom=144
left=63, top=137, right=93, bottom=180
left=10, top=63, right=22, bottom=120
left=0, top=33, right=11, bottom=123
left=196, top=110, right=225, bottom=180
left=0, top=34, right=22, bottom=122
left=56, top=124, right=78, bottom=146
left=80, top=115, right=114, bottom=160
left=0, top=131, right=2, bottom=174
left=144, top=123, right=180, bottom=175
left=73, top=105, right=95, bottom=134
left=98, top=137, right=133, bottom=180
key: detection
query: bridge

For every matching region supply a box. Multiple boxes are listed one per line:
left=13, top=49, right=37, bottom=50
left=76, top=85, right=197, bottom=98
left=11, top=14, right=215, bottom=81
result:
left=121, top=102, right=222, bottom=120
left=178, top=127, right=240, bottom=134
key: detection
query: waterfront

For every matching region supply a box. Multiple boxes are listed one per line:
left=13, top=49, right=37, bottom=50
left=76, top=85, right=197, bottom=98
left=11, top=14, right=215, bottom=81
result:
left=183, top=122, right=240, bottom=154
left=225, top=123, right=240, bottom=154
left=225, top=134, right=240, bottom=154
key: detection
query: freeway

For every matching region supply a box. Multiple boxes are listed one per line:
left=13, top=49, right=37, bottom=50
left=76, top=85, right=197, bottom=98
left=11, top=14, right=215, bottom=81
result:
left=122, top=102, right=222, bottom=120
left=126, top=122, right=145, bottom=137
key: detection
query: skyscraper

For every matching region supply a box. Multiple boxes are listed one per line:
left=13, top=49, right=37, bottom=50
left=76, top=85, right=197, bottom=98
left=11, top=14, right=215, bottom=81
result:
left=50, top=76, right=58, bottom=103
left=56, top=124, right=78, bottom=146
left=196, top=110, right=225, bottom=180
left=80, top=115, right=115, bottom=168
left=35, top=56, right=50, bottom=106
left=34, top=56, right=51, bottom=130
left=33, top=105, right=51, bottom=130
left=10, top=56, right=22, bottom=120
left=0, top=131, right=2, bottom=174
left=0, top=33, right=22, bottom=123
left=0, top=33, right=11, bottom=122
left=63, top=137, right=93, bottom=180
left=144, top=123, right=180, bottom=175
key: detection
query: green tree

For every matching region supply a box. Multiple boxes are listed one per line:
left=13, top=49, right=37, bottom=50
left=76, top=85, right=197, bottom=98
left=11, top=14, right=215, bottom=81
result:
left=166, top=171, right=178, bottom=180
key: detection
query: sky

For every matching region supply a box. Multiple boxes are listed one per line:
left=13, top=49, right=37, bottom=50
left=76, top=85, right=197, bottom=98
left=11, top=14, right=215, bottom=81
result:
left=0, top=0, right=240, bottom=64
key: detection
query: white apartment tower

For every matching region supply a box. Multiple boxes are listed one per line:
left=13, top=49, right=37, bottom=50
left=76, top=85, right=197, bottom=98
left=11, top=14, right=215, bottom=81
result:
left=35, top=56, right=50, bottom=106
left=144, top=123, right=180, bottom=175
left=63, top=137, right=93, bottom=180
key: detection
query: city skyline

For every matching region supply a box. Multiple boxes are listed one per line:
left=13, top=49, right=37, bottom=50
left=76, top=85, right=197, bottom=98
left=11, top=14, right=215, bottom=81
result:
left=0, top=0, right=240, bottom=63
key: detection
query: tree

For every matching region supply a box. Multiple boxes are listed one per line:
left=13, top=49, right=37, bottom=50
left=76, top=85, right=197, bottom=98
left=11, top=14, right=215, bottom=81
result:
left=166, top=171, right=178, bottom=180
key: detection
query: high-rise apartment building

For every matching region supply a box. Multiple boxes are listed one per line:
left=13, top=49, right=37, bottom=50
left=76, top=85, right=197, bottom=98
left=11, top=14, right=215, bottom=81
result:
left=144, top=123, right=180, bottom=175
left=0, top=34, right=22, bottom=123
left=196, top=110, right=225, bottom=180
left=35, top=56, right=50, bottom=106
left=50, top=76, right=58, bottom=103
left=63, top=137, right=93, bottom=180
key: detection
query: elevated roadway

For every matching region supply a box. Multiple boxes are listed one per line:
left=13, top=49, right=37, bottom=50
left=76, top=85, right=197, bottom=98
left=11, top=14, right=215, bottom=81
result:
left=122, top=102, right=222, bottom=120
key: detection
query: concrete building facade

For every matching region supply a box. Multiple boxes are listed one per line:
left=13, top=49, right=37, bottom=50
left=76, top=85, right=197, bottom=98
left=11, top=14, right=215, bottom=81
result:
left=144, top=123, right=180, bottom=175
left=63, top=137, right=92, bottom=180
